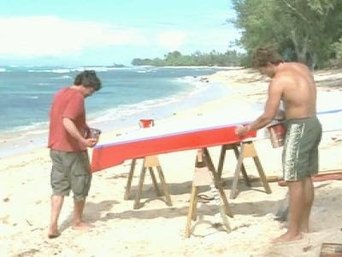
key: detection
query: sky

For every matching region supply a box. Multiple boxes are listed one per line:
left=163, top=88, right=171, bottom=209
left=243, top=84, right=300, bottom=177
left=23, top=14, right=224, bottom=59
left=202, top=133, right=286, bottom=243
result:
left=0, top=0, right=240, bottom=66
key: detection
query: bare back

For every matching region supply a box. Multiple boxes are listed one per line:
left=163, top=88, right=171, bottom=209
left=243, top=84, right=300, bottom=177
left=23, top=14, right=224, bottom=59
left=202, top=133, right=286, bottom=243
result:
left=273, top=62, right=317, bottom=119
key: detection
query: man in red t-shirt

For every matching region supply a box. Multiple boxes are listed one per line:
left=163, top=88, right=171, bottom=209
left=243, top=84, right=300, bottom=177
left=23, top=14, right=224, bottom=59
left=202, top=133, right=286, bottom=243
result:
left=47, top=70, right=101, bottom=239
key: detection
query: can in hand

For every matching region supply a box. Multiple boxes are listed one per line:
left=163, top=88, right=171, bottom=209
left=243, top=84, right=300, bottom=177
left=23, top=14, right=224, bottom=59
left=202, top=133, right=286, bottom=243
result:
left=89, top=128, right=101, bottom=139
left=268, top=122, right=286, bottom=148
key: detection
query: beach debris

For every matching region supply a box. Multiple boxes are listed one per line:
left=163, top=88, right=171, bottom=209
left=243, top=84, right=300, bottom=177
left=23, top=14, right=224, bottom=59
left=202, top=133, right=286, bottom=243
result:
left=320, top=243, right=342, bottom=256
left=17, top=249, right=39, bottom=257
left=277, top=170, right=342, bottom=186
left=332, top=134, right=342, bottom=142
left=25, top=219, right=33, bottom=226
left=197, top=193, right=214, bottom=203
left=200, top=77, right=209, bottom=83
left=302, top=244, right=313, bottom=252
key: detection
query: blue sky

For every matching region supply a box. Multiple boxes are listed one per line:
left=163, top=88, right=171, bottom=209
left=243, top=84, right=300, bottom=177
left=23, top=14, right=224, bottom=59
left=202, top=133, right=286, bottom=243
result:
left=0, top=0, right=240, bottom=66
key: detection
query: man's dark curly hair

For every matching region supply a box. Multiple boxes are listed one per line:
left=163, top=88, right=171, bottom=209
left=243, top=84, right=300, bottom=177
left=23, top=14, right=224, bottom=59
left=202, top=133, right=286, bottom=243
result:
left=74, top=70, right=102, bottom=91
left=252, top=46, right=283, bottom=68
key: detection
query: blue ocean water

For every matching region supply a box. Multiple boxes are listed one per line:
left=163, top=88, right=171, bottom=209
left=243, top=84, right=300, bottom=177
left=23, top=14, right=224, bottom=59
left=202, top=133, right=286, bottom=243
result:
left=0, top=66, right=232, bottom=156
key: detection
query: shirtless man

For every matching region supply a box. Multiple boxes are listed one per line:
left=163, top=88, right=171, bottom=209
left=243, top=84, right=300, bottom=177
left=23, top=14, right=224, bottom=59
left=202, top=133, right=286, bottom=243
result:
left=236, top=46, right=322, bottom=242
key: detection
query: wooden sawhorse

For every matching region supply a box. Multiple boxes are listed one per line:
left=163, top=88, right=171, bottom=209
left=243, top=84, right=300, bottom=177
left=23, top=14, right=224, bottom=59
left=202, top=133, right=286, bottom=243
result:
left=185, top=148, right=233, bottom=238
left=124, top=155, right=172, bottom=209
left=217, top=140, right=271, bottom=199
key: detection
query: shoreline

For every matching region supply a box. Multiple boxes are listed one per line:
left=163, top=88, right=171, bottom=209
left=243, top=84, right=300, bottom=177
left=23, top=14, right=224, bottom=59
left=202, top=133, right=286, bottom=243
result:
left=0, top=67, right=232, bottom=159
left=0, top=67, right=342, bottom=257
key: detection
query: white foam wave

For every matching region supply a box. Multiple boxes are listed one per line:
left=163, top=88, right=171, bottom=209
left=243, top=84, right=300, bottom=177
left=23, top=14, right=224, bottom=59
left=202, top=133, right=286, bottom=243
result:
left=50, top=75, right=72, bottom=80
left=1, top=121, right=49, bottom=137
left=37, top=82, right=51, bottom=86
left=74, top=66, right=132, bottom=72
left=51, top=69, right=72, bottom=73
left=89, top=99, right=172, bottom=124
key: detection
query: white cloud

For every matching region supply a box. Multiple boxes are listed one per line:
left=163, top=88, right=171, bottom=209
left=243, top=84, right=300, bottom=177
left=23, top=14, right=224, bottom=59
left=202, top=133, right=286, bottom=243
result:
left=0, top=16, right=146, bottom=57
left=0, top=15, right=240, bottom=64
left=157, top=31, right=187, bottom=51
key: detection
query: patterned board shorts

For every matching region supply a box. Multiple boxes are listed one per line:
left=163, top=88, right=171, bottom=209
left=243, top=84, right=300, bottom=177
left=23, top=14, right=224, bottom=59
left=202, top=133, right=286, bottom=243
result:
left=282, top=116, right=322, bottom=181
left=50, top=150, right=92, bottom=201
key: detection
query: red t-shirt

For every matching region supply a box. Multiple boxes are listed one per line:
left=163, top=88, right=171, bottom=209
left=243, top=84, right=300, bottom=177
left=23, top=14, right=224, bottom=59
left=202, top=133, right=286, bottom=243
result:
left=48, top=87, right=87, bottom=152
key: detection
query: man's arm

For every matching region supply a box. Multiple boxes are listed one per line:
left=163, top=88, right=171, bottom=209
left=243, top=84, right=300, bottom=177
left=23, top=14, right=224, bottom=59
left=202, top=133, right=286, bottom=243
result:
left=236, top=79, right=283, bottom=135
left=63, top=117, right=97, bottom=147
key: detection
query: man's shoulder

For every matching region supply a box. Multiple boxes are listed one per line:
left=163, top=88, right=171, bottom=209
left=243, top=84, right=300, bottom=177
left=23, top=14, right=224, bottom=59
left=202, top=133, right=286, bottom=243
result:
left=284, top=62, right=311, bottom=74
left=56, top=87, right=82, bottom=98
left=55, top=87, right=69, bottom=96
left=275, top=63, right=307, bottom=82
left=273, top=71, right=294, bottom=85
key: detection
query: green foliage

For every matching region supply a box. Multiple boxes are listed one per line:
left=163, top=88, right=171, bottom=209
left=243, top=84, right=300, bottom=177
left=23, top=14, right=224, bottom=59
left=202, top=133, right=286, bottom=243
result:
left=332, top=37, right=342, bottom=67
left=131, top=50, right=246, bottom=67
left=231, top=0, right=342, bottom=69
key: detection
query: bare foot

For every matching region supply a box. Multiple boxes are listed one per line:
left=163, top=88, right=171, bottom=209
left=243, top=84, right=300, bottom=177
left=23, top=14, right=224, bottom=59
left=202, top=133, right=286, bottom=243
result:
left=272, top=231, right=303, bottom=243
left=72, top=221, right=94, bottom=231
left=48, top=226, right=60, bottom=239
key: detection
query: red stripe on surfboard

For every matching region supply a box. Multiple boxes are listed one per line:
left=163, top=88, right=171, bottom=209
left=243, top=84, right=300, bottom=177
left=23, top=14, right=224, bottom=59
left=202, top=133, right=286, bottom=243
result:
left=91, top=125, right=256, bottom=172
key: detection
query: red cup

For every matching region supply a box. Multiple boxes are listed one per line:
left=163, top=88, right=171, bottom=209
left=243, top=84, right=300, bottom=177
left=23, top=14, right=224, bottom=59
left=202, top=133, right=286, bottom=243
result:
left=139, top=119, right=154, bottom=128
left=268, top=123, right=286, bottom=148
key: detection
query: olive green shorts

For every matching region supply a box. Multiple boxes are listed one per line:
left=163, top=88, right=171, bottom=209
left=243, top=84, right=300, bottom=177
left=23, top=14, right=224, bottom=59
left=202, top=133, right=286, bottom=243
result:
left=50, top=150, right=92, bottom=201
left=282, top=117, right=322, bottom=181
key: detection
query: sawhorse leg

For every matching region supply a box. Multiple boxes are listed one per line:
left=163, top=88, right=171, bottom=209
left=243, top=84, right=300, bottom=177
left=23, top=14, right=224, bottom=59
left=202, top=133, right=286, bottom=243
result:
left=230, top=141, right=271, bottom=199
left=125, top=156, right=172, bottom=209
left=217, top=144, right=251, bottom=186
left=185, top=148, right=233, bottom=238
left=148, top=166, right=162, bottom=196
left=124, top=158, right=136, bottom=200
left=156, top=165, right=172, bottom=207
left=134, top=164, right=147, bottom=209
left=203, top=148, right=232, bottom=217
left=185, top=185, right=199, bottom=238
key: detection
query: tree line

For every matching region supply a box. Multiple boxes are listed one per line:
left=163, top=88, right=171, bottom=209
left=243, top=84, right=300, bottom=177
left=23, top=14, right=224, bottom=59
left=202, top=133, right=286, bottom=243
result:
left=131, top=50, right=244, bottom=67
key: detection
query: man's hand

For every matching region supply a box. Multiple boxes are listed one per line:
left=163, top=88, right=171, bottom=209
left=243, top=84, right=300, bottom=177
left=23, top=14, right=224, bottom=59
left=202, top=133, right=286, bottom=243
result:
left=63, top=118, right=99, bottom=148
left=82, top=138, right=98, bottom=148
left=235, top=124, right=250, bottom=137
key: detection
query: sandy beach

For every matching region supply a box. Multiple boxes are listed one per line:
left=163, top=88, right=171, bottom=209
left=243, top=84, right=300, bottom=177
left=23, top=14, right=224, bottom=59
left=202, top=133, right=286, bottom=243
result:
left=0, top=68, right=342, bottom=257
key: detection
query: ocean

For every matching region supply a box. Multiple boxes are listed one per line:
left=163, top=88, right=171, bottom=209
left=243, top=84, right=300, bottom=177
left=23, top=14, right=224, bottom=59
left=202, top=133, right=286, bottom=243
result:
left=2, top=65, right=341, bottom=159
left=0, top=66, right=233, bottom=157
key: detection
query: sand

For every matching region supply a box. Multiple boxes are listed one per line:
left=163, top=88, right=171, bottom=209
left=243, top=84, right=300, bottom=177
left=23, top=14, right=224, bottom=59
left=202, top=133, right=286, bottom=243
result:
left=0, top=67, right=342, bottom=257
